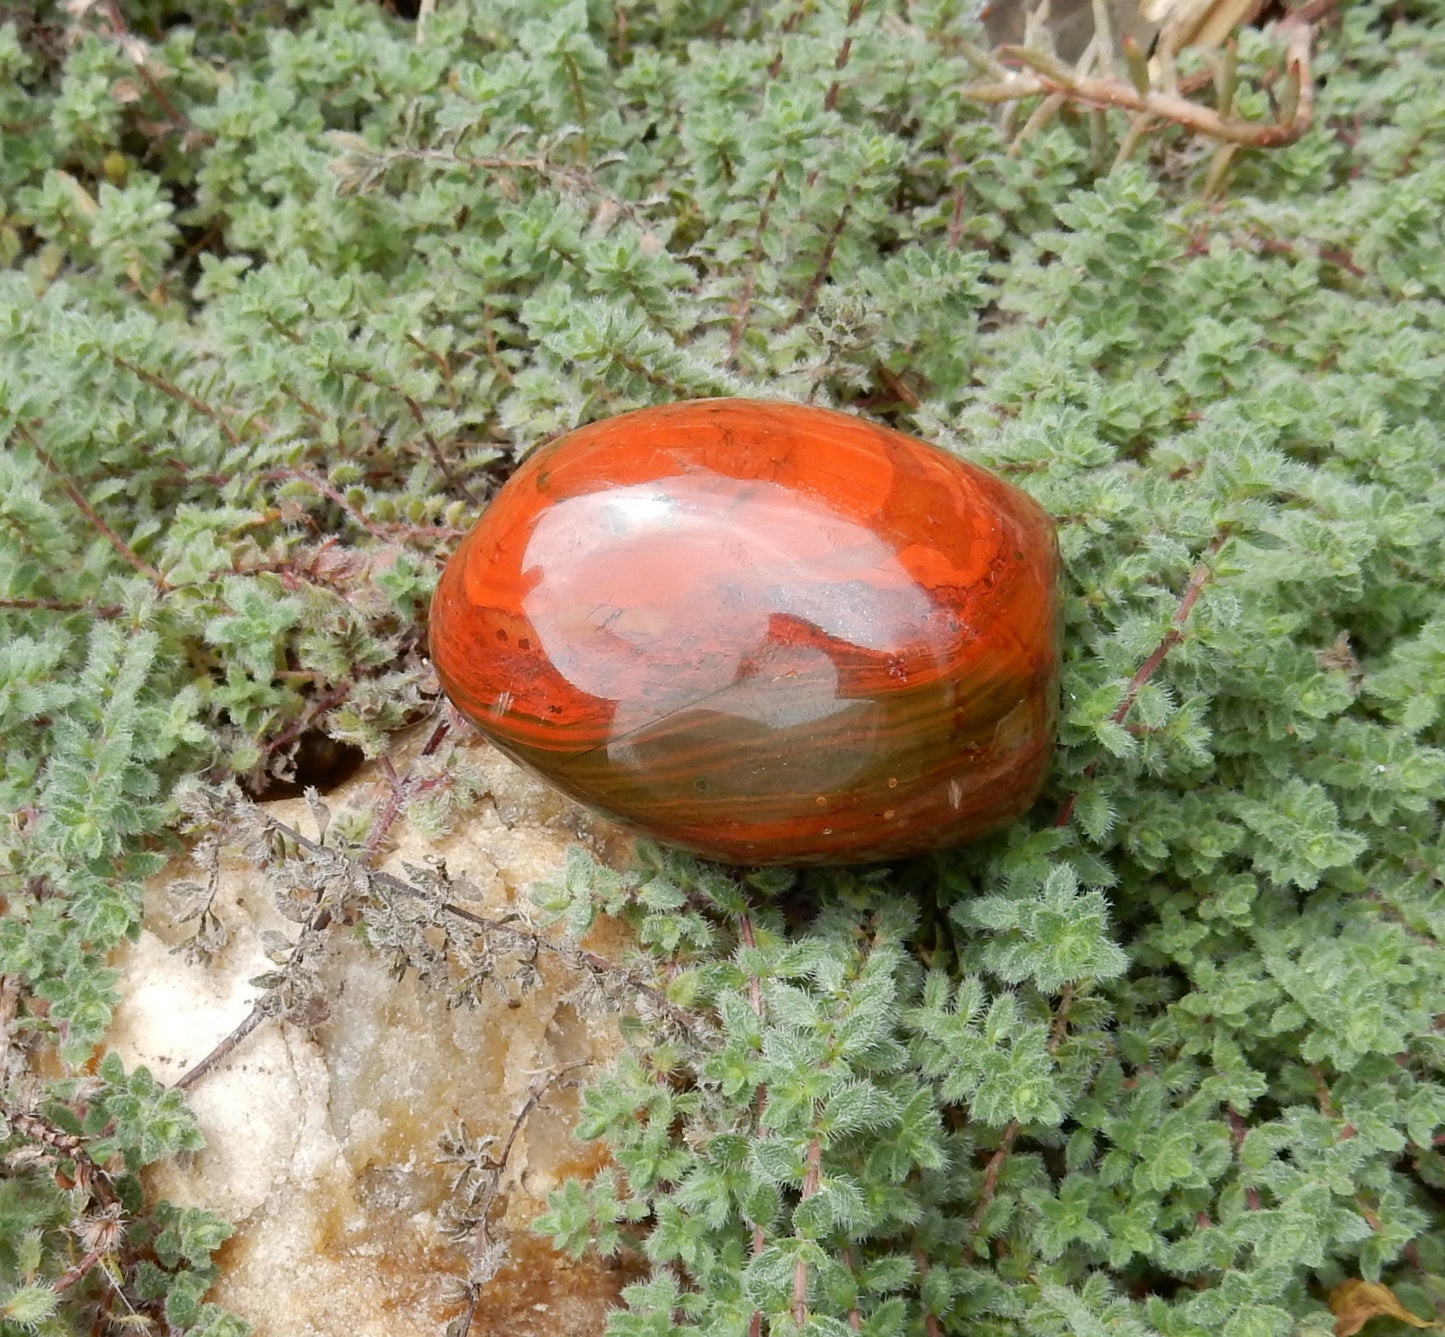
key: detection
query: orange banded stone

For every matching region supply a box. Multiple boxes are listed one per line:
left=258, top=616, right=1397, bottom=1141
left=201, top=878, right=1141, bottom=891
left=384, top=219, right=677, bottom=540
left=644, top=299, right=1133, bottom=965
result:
left=429, top=399, right=1060, bottom=865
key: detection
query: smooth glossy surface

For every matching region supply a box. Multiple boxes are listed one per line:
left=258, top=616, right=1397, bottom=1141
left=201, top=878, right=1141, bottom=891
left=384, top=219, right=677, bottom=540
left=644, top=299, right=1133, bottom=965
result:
left=430, top=399, right=1060, bottom=865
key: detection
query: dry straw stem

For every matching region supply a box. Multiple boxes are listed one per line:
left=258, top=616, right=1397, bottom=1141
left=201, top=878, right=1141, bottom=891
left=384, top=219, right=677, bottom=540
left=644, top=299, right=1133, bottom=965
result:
left=968, top=16, right=1317, bottom=148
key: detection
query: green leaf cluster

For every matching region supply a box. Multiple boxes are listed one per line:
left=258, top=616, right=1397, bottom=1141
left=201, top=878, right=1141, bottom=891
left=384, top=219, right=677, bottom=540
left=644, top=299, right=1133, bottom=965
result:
left=3, top=0, right=1445, bottom=1332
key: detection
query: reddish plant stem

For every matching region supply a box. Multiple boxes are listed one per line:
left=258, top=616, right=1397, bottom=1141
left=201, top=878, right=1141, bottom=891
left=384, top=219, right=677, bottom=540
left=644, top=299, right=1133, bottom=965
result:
left=0, top=597, right=124, bottom=618
left=279, top=386, right=326, bottom=421
left=840, top=1248, right=864, bottom=1332
left=269, top=469, right=391, bottom=542
left=823, top=0, right=867, bottom=112
left=946, top=155, right=968, bottom=251
left=260, top=683, right=351, bottom=761
left=109, top=355, right=240, bottom=447
left=875, top=365, right=921, bottom=410
left=482, top=305, right=517, bottom=386
left=29, top=440, right=169, bottom=591
left=52, top=1246, right=106, bottom=1293
left=400, top=391, right=483, bottom=509
left=739, top=911, right=765, bottom=1020
left=100, top=0, right=192, bottom=133
left=795, top=194, right=856, bottom=321
left=405, top=332, right=459, bottom=410
left=1056, top=528, right=1229, bottom=826
left=738, top=909, right=768, bottom=1337
left=1309, top=1064, right=1340, bottom=1120
left=791, top=1136, right=824, bottom=1325
left=913, top=1247, right=943, bottom=1337
left=965, top=984, right=1073, bottom=1259
left=364, top=717, right=451, bottom=859
left=1227, top=1107, right=1262, bottom=1210
left=965, top=1118, right=1020, bottom=1258
left=727, top=163, right=786, bottom=366
left=366, top=755, right=406, bottom=859
left=268, top=322, right=482, bottom=509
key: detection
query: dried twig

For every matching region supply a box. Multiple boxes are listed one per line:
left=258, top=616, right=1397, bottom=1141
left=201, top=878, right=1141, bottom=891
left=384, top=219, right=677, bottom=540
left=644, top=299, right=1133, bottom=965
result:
left=172, top=1006, right=268, bottom=1092
left=169, top=789, right=701, bottom=1092
left=968, top=17, right=1317, bottom=150
left=449, top=1061, right=590, bottom=1337
left=4, top=1107, right=120, bottom=1209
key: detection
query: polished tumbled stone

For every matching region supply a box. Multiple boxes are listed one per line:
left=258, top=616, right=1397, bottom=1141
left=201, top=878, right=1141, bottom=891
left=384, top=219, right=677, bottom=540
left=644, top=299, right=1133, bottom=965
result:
left=430, top=399, right=1060, bottom=865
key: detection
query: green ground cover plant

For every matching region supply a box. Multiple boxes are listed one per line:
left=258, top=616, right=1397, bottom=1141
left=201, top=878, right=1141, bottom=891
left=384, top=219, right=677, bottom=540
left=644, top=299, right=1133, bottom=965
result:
left=2, top=0, right=1444, bottom=1332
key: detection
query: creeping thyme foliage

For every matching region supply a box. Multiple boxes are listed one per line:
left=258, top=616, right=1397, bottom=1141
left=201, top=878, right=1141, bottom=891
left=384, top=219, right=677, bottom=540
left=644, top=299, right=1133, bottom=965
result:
left=2, top=0, right=1445, bottom=1332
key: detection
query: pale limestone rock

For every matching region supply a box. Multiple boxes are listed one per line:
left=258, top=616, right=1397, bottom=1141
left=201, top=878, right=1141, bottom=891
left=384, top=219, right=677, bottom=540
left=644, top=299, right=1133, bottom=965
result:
left=107, top=727, right=638, bottom=1337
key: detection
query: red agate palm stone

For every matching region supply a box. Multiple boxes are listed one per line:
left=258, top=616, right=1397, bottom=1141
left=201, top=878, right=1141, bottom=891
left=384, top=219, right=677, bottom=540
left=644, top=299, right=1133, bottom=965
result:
left=429, top=399, right=1060, bottom=865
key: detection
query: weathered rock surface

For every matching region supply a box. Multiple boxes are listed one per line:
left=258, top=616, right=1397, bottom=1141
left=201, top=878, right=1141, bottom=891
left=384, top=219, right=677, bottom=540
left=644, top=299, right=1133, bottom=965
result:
left=108, top=727, right=637, bottom=1336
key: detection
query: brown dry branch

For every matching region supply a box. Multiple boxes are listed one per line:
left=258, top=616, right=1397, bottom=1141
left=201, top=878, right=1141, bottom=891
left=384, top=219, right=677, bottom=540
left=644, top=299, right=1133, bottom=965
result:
left=967, top=17, right=1317, bottom=152
left=0, top=1103, right=127, bottom=1296
left=4, top=1107, right=120, bottom=1210
left=174, top=810, right=340, bottom=1090
left=172, top=1006, right=267, bottom=1093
